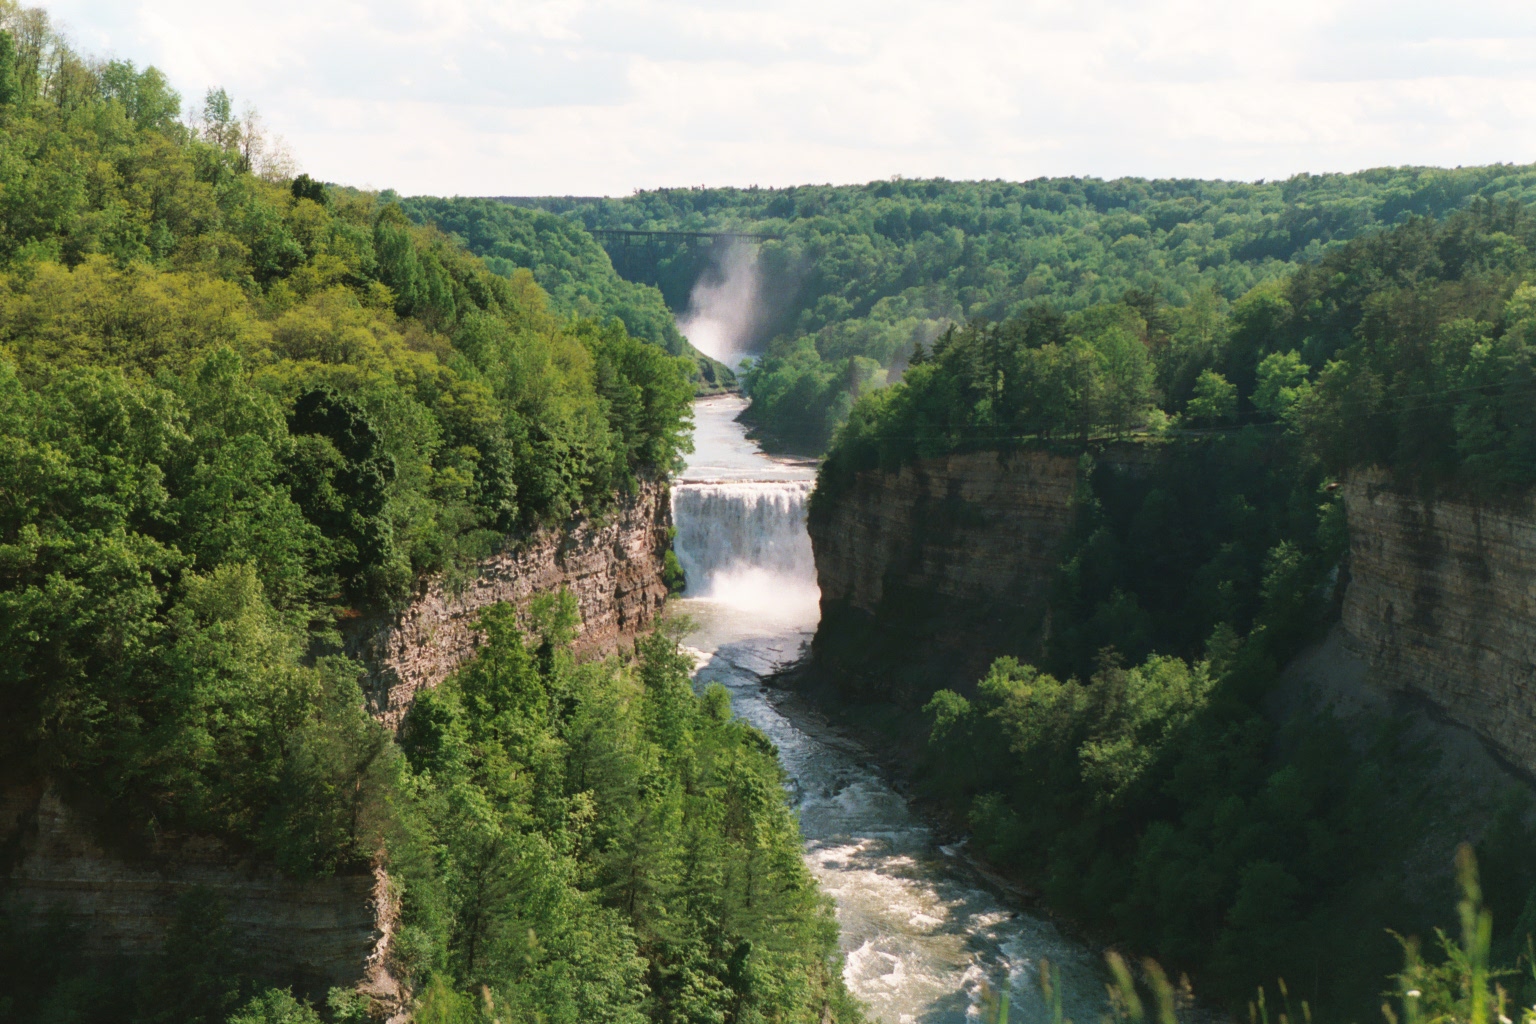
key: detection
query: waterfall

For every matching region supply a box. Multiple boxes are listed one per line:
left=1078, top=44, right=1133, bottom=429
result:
left=675, top=394, right=1107, bottom=1023
left=671, top=480, right=819, bottom=619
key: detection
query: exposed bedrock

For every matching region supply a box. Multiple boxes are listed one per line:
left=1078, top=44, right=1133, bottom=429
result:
left=0, top=781, right=402, bottom=1012
left=807, top=449, right=1088, bottom=703
left=1341, top=470, right=1536, bottom=776
left=808, top=451, right=1536, bottom=782
left=1, top=483, right=672, bottom=1012
left=353, top=479, right=673, bottom=728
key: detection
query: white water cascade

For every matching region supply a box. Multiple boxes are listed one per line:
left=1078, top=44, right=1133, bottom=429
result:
left=672, top=480, right=820, bottom=622
left=672, top=394, right=1104, bottom=1024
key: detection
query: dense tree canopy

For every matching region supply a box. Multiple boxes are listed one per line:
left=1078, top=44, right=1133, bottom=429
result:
left=819, top=202, right=1536, bottom=500
left=396, top=196, right=737, bottom=391
left=808, top=204, right=1536, bottom=1020
left=546, top=167, right=1536, bottom=450
left=0, top=9, right=847, bottom=1023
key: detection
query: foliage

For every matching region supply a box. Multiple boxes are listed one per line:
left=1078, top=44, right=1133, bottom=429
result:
left=395, top=197, right=685, bottom=353
left=828, top=205, right=1536, bottom=1014
left=820, top=204, right=1536, bottom=502
left=0, top=0, right=694, bottom=865
left=394, top=196, right=735, bottom=390
left=0, top=10, right=854, bottom=1024
left=541, top=167, right=1536, bottom=451
left=391, top=609, right=862, bottom=1024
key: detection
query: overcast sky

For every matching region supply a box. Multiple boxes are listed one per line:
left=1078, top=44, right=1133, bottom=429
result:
left=38, top=0, right=1536, bottom=197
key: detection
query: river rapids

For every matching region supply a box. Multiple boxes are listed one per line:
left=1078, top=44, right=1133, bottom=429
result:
left=670, top=395, right=1107, bottom=1024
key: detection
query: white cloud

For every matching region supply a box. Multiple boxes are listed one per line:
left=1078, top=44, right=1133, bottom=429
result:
left=36, top=0, right=1536, bottom=195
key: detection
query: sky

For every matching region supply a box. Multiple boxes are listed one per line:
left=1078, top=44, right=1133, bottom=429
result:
left=38, top=0, right=1536, bottom=197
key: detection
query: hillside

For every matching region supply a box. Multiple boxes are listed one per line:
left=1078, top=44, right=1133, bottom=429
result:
left=529, top=166, right=1536, bottom=450
left=396, top=196, right=737, bottom=392
left=0, top=7, right=857, bottom=1023
left=803, top=203, right=1536, bottom=1018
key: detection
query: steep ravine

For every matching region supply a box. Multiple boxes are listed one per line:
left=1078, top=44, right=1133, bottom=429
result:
left=801, top=445, right=1536, bottom=1013
left=0, top=485, right=673, bottom=1005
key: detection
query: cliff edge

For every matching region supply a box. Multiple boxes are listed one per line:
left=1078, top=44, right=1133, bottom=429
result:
left=355, top=479, right=672, bottom=728
left=807, top=448, right=1083, bottom=702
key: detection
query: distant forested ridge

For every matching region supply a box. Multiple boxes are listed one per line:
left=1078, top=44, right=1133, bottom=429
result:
left=0, top=6, right=855, bottom=1022
left=544, top=167, right=1536, bottom=450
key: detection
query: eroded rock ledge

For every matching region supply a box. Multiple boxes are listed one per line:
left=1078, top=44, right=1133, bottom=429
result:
left=0, top=782, right=400, bottom=1010
left=353, top=478, right=672, bottom=728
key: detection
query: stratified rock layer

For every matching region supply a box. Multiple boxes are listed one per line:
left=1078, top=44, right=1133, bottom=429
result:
left=811, top=449, right=1080, bottom=616
left=808, top=449, right=1083, bottom=702
left=0, top=783, right=396, bottom=1004
left=355, top=479, right=672, bottom=727
left=1342, top=470, right=1536, bottom=775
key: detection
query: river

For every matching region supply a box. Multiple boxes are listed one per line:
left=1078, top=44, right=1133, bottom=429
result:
left=670, top=395, right=1106, bottom=1024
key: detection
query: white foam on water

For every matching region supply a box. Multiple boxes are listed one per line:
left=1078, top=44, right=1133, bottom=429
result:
left=676, top=395, right=1110, bottom=1024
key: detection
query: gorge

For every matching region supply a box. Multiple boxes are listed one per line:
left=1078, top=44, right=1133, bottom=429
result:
left=671, top=396, right=1107, bottom=1024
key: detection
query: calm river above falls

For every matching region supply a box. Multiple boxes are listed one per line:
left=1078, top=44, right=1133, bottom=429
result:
left=669, top=395, right=1108, bottom=1024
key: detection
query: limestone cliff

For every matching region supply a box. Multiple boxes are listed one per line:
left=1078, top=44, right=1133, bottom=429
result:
left=355, top=479, right=672, bottom=727
left=808, top=449, right=1083, bottom=702
left=811, top=449, right=1080, bottom=616
left=1, top=483, right=672, bottom=1011
left=1341, top=470, right=1536, bottom=775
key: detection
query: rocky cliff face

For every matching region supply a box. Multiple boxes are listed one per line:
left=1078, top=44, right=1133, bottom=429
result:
left=356, top=480, right=672, bottom=727
left=808, top=449, right=1083, bottom=702
left=1342, top=470, right=1536, bottom=775
left=0, top=781, right=404, bottom=1014
left=1, top=483, right=672, bottom=1011
left=812, top=450, right=1080, bottom=615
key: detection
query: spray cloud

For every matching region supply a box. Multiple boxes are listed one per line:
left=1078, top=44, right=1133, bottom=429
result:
left=678, top=240, right=763, bottom=369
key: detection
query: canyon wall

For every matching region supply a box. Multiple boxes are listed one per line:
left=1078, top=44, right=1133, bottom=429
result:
left=808, top=449, right=1085, bottom=702
left=1341, top=470, right=1536, bottom=775
left=355, top=479, right=672, bottom=727
left=1, top=483, right=672, bottom=1010
left=811, top=449, right=1080, bottom=616
left=0, top=781, right=404, bottom=1014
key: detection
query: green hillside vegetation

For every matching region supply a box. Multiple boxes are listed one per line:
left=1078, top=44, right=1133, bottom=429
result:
left=812, top=205, right=1536, bottom=1019
left=551, top=167, right=1536, bottom=451
left=0, top=7, right=854, bottom=1022
left=396, top=196, right=737, bottom=392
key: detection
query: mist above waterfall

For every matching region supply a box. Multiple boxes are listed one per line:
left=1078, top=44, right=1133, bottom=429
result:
left=678, top=241, right=763, bottom=369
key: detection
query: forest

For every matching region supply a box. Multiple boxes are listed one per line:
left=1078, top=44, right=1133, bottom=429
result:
left=3, top=0, right=1536, bottom=1020
left=540, top=167, right=1536, bottom=452
left=394, top=196, right=736, bottom=393
left=0, top=5, right=855, bottom=1021
left=811, top=203, right=1536, bottom=1018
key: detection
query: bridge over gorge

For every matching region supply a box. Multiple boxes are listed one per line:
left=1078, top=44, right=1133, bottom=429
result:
left=588, top=229, right=783, bottom=278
